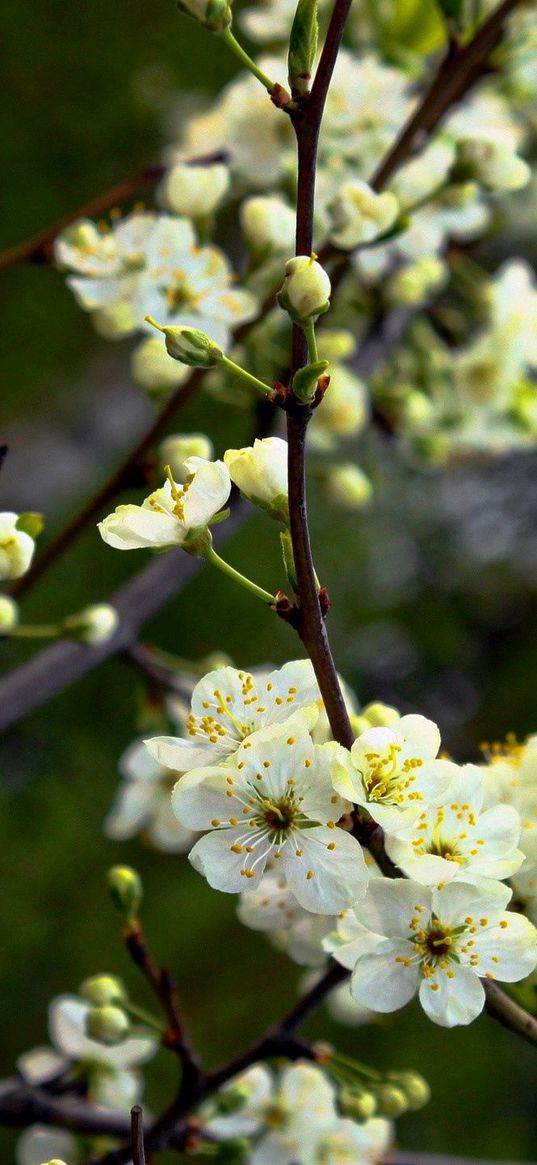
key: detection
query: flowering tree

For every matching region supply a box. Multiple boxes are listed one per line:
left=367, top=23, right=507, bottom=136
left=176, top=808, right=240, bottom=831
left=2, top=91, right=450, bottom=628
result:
left=2, top=0, right=537, bottom=1163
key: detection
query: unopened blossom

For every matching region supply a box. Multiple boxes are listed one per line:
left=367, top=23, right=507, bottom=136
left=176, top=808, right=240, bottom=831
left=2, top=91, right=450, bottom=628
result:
left=158, top=433, right=214, bottom=481
left=308, top=365, right=369, bottom=451
left=224, top=437, right=288, bottom=521
left=146, top=659, right=321, bottom=771
left=173, top=723, right=369, bottom=912
left=131, top=336, right=190, bottom=393
left=105, top=737, right=197, bottom=853
left=0, top=513, right=36, bottom=581
left=455, top=138, right=530, bottom=191
left=0, top=594, right=18, bottom=632
left=327, top=465, right=373, bottom=510
left=278, top=255, right=331, bottom=324
left=331, top=714, right=455, bottom=831
left=344, top=878, right=537, bottom=1027
left=15, top=1126, right=77, bottom=1165
left=98, top=457, right=230, bottom=552
left=240, top=195, right=296, bottom=255
left=65, top=603, right=118, bottom=645
left=160, top=162, right=230, bottom=217
left=383, top=763, right=524, bottom=886
left=328, top=180, right=399, bottom=249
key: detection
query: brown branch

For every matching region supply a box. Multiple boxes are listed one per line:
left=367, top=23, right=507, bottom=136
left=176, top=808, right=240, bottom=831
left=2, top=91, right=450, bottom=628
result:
left=0, top=152, right=229, bottom=274
left=483, top=980, right=537, bottom=1048
left=123, top=920, right=203, bottom=1093
left=370, top=0, right=523, bottom=192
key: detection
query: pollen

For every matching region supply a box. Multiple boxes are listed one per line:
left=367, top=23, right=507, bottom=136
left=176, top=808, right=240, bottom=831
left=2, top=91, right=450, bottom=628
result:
left=211, top=818, right=221, bottom=827
left=327, top=842, right=336, bottom=850
left=306, top=869, right=315, bottom=879
left=230, top=844, right=244, bottom=854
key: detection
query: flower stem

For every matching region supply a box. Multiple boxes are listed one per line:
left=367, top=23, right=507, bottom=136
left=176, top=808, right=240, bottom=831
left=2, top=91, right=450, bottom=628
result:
left=123, top=1000, right=166, bottom=1034
left=303, top=318, right=319, bottom=363
left=206, top=545, right=275, bottom=604
left=219, top=28, right=278, bottom=95
left=219, top=355, right=274, bottom=398
left=6, top=623, right=63, bottom=639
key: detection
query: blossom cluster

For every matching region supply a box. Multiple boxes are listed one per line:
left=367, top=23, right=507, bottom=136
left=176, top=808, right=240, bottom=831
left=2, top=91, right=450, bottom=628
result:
left=102, top=658, right=537, bottom=1031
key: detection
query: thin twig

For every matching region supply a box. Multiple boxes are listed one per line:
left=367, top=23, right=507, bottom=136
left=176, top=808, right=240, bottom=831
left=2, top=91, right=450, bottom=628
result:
left=130, top=1106, right=146, bottom=1165
left=0, top=152, right=229, bottom=274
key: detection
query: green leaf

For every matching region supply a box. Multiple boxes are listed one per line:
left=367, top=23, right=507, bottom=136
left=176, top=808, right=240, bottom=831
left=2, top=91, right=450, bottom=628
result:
left=288, top=0, right=318, bottom=95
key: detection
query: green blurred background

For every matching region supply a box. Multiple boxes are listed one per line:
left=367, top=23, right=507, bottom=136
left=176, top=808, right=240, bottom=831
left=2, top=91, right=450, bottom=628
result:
left=1, top=1, right=537, bottom=1160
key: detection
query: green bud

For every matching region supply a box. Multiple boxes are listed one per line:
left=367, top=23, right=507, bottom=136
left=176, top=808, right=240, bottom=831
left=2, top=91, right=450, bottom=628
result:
left=80, top=974, right=127, bottom=1007
left=374, top=1084, right=408, bottom=1117
left=176, top=0, right=232, bottom=31
left=338, top=1086, right=378, bottom=1120
left=145, top=316, right=224, bottom=367
left=292, top=359, right=329, bottom=403
left=215, top=1138, right=251, bottom=1164
left=288, top=0, right=318, bottom=96
left=215, top=1085, right=249, bottom=1115
left=107, top=865, right=142, bottom=922
left=86, top=1004, right=130, bottom=1045
left=388, top=1071, right=431, bottom=1110
left=0, top=595, right=18, bottom=633
left=15, top=512, right=44, bottom=538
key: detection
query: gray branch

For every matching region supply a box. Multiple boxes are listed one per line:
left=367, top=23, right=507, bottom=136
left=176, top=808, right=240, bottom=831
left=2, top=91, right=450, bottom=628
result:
left=0, top=507, right=246, bottom=734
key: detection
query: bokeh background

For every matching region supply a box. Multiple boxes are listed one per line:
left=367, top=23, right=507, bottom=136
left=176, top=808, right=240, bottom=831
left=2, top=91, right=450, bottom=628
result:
left=1, top=0, right=537, bottom=1160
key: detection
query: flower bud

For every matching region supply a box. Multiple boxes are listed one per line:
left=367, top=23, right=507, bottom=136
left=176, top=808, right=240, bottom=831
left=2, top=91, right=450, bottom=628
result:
left=93, top=302, right=137, bottom=339
left=86, top=1004, right=130, bottom=1045
left=240, top=196, right=296, bottom=256
left=387, top=257, right=447, bottom=306
left=359, top=701, right=400, bottom=729
left=176, top=0, right=232, bottom=31
left=16, top=512, right=45, bottom=538
left=277, top=255, right=331, bottom=324
left=131, top=337, right=190, bottom=394
left=374, top=1083, right=408, bottom=1117
left=63, top=604, right=119, bottom=646
left=338, top=1086, right=378, bottom=1120
left=0, top=512, right=36, bottom=581
left=79, top=974, right=127, bottom=1007
left=453, top=139, right=530, bottom=191
left=107, top=865, right=142, bottom=921
left=328, top=180, right=399, bottom=249
left=0, top=594, right=18, bottom=633
left=327, top=464, right=373, bottom=510
left=158, top=434, right=214, bottom=482
left=388, top=1071, right=431, bottom=1110
left=145, top=317, right=224, bottom=367
left=215, top=1085, right=250, bottom=1114
left=318, top=329, right=357, bottom=362
left=224, top=437, right=289, bottom=522
left=215, top=1139, right=251, bottom=1164
left=160, top=162, right=230, bottom=217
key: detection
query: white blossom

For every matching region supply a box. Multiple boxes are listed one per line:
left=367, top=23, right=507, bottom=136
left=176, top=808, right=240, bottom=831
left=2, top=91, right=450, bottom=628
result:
left=328, top=180, right=399, bottom=249
left=104, top=737, right=197, bottom=853
left=344, top=878, right=537, bottom=1027
left=224, top=437, right=288, bottom=521
left=331, top=714, right=456, bottom=831
left=0, top=512, right=36, bottom=581
left=16, top=1126, right=78, bottom=1165
left=238, top=870, right=335, bottom=965
left=98, top=458, right=230, bottom=551
left=172, top=723, right=369, bottom=912
left=383, top=763, right=524, bottom=886
left=146, top=659, right=321, bottom=771
left=241, top=195, right=296, bottom=255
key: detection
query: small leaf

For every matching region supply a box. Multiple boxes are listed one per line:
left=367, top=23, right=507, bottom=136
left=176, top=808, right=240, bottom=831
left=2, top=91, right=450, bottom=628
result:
left=288, top=0, right=318, bottom=96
